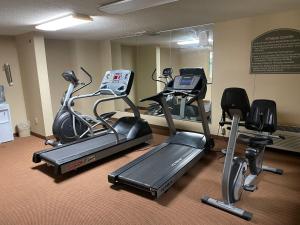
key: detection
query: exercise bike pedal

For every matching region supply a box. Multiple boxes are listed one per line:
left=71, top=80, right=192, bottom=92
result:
left=243, top=184, right=257, bottom=192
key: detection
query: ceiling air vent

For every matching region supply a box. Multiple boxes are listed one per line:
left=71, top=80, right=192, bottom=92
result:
left=98, top=0, right=178, bottom=14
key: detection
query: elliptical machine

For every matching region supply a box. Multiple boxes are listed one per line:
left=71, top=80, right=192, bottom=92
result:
left=202, top=88, right=284, bottom=221
left=147, top=68, right=176, bottom=116
left=46, top=67, right=115, bottom=147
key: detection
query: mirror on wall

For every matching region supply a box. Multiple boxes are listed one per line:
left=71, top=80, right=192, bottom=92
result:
left=111, top=24, right=213, bottom=122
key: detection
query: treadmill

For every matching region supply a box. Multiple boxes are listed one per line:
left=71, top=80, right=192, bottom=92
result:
left=108, top=68, right=214, bottom=198
left=33, top=70, right=152, bottom=175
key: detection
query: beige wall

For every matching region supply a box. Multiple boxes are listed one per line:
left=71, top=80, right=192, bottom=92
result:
left=178, top=49, right=210, bottom=78
left=16, top=33, right=53, bottom=136
left=212, top=9, right=300, bottom=134
left=135, top=45, right=157, bottom=107
left=121, top=45, right=137, bottom=104
left=69, top=40, right=104, bottom=115
left=34, top=36, right=54, bottom=136
left=111, top=42, right=122, bottom=70
left=0, top=36, right=27, bottom=131
left=111, top=43, right=138, bottom=109
left=159, top=47, right=180, bottom=92
left=98, top=40, right=115, bottom=113
left=160, top=47, right=180, bottom=75
left=111, top=42, right=126, bottom=111
left=45, top=39, right=72, bottom=117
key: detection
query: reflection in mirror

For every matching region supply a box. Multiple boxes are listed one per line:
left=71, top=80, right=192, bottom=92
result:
left=111, top=24, right=213, bottom=123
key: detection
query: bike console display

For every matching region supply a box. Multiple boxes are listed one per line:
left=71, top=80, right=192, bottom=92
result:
left=100, top=70, right=134, bottom=95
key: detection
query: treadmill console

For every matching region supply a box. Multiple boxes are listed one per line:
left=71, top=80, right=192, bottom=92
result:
left=179, top=67, right=205, bottom=76
left=100, top=70, right=134, bottom=95
left=173, top=68, right=207, bottom=99
left=173, top=74, right=205, bottom=92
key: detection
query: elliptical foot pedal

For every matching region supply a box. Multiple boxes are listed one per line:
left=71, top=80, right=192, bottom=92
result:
left=45, top=139, right=58, bottom=147
left=98, top=112, right=116, bottom=120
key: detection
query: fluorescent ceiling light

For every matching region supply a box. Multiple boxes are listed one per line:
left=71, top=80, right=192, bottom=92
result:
left=177, top=39, right=199, bottom=45
left=98, top=0, right=179, bottom=15
left=35, top=14, right=93, bottom=31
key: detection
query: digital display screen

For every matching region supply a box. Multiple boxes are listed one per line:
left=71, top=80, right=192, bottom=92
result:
left=180, top=76, right=193, bottom=85
left=113, top=74, right=121, bottom=80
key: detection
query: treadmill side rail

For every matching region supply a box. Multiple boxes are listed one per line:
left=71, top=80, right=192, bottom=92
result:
left=108, top=143, right=169, bottom=183
left=59, top=135, right=151, bottom=175
left=108, top=135, right=206, bottom=198
left=32, top=130, right=110, bottom=163
left=32, top=116, right=152, bottom=176
left=153, top=148, right=204, bottom=198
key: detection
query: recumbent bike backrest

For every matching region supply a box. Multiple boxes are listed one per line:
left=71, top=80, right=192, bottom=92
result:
left=220, top=88, right=277, bottom=133
left=221, top=88, right=250, bottom=121
left=245, top=99, right=277, bottom=133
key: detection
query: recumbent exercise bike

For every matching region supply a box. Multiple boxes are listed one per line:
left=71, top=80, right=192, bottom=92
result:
left=202, top=87, right=284, bottom=221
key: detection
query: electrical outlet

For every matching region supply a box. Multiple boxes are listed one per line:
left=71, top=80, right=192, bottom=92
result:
left=34, top=117, right=38, bottom=125
left=221, top=127, right=226, bottom=135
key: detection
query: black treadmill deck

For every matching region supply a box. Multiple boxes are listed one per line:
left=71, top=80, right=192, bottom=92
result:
left=33, top=133, right=152, bottom=175
left=109, top=132, right=206, bottom=198
left=40, top=133, right=126, bottom=165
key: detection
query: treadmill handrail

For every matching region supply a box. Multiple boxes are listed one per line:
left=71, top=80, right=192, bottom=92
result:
left=140, top=91, right=176, bottom=136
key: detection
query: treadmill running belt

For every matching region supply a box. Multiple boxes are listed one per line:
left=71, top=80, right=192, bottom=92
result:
left=118, top=143, right=203, bottom=189
left=40, top=133, right=126, bottom=164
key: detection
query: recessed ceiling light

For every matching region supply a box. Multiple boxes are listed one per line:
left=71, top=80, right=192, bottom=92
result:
left=98, top=0, right=179, bottom=14
left=177, top=39, right=199, bottom=45
left=35, top=14, right=93, bottom=31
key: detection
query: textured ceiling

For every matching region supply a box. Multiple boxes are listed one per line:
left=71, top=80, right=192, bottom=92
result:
left=0, top=0, right=300, bottom=40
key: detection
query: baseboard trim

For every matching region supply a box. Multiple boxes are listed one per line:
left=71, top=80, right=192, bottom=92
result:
left=150, top=124, right=170, bottom=136
left=31, top=132, right=53, bottom=140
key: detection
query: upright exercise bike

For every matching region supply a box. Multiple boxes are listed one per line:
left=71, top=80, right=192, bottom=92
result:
left=46, top=67, right=115, bottom=147
left=202, top=88, right=284, bottom=221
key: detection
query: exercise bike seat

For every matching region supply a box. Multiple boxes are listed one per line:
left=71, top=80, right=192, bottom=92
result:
left=238, top=134, right=273, bottom=146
